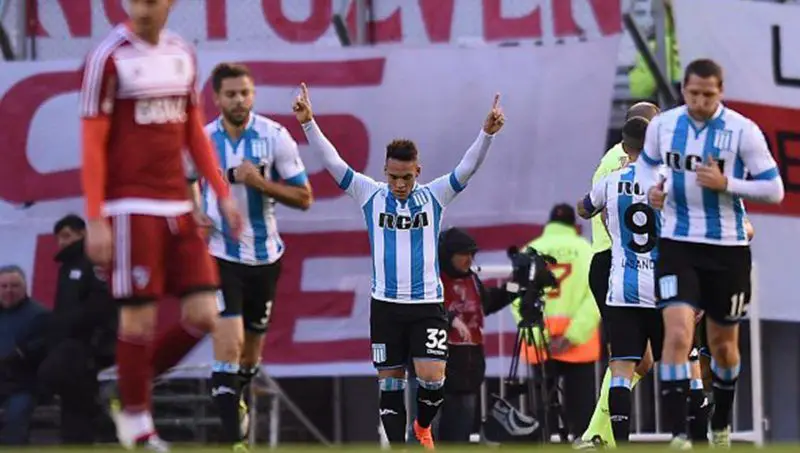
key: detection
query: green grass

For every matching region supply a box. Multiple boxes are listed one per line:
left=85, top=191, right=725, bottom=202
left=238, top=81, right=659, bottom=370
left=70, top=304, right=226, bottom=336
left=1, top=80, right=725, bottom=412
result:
left=15, top=444, right=800, bottom=453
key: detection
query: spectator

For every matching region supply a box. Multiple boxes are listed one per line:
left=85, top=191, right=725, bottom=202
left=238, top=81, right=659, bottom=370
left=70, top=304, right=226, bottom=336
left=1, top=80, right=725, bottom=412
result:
left=436, top=227, right=515, bottom=443
left=37, top=214, right=118, bottom=445
left=0, top=265, right=50, bottom=445
left=628, top=0, right=681, bottom=102
left=511, top=204, right=600, bottom=439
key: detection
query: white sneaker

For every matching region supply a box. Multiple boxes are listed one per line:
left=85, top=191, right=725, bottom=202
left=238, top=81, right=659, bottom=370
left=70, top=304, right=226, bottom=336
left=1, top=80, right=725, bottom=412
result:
left=669, top=435, right=693, bottom=450
left=711, top=427, right=731, bottom=448
left=111, top=408, right=169, bottom=452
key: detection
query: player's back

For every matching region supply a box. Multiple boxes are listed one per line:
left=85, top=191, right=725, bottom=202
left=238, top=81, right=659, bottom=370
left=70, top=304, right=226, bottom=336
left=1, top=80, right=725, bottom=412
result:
left=80, top=24, right=197, bottom=216
left=645, top=105, right=753, bottom=246
left=591, top=144, right=628, bottom=253
left=602, top=163, right=660, bottom=307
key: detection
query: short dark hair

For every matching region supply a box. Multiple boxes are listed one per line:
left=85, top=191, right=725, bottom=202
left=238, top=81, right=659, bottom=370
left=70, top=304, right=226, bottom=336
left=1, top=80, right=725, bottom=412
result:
left=621, top=116, right=650, bottom=151
left=683, top=58, right=724, bottom=87
left=549, top=203, right=576, bottom=226
left=53, top=214, right=86, bottom=235
left=386, top=139, right=418, bottom=162
left=211, top=63, right=252, bottom=93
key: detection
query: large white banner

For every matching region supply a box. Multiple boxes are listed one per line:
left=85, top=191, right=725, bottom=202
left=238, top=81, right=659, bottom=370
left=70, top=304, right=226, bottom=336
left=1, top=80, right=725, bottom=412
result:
left=0, top=41, right=620, bottom=376
left=3, top=0, right=623, bottom=59
left=673, top=0, right=800, bottom=322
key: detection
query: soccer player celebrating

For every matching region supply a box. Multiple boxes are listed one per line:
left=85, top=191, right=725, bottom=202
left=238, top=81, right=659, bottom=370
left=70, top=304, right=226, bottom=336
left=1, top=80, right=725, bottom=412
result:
left=80, top=0, right=241, bottom=450
left=578, top=115, right=663, bottom=445
left=189, top=63, right=313, bottom=451
left=293, top=83, right=504, bottom=449
left=645, top=59, right=784, bottom=448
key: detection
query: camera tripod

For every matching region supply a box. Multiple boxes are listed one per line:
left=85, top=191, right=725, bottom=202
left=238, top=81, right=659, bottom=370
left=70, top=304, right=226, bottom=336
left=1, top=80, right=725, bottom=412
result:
left=506, top=319, right=570, bottom=444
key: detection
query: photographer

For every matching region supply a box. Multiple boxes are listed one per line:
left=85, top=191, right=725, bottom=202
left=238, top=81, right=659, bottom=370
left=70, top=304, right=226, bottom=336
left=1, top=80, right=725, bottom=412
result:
left=436, top=228, right=515, bottom=443
left=511, top=204, right=600, bottom=439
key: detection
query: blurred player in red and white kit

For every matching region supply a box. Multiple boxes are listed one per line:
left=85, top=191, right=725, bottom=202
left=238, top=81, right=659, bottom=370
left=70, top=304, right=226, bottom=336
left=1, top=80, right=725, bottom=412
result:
left=79, top=0, right=241, bottom=450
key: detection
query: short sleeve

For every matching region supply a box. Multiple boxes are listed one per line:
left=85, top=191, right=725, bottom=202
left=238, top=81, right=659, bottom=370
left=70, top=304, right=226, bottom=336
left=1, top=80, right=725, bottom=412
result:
left=740, top=120, right=780, bottom=181
left=425, top=172, right=464, bottom=207
left=79, top=49, right=117, bottom=118
left=588, top=177, right=608, bottom=212
left=641, top=115, right=663, bottom=166
left=272, top=127, right=308, bottom=187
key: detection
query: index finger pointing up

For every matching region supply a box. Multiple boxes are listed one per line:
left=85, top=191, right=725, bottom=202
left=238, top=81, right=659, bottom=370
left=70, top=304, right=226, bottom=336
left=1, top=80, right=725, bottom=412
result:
left=492, top=92, right=500, bottom=109
left=300, top=82, right=309, bottom=100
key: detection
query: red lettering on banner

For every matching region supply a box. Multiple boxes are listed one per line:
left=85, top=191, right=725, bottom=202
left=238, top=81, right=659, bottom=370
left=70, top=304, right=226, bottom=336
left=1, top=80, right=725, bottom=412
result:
left=419, top=0, right=456, bottom=43
left=0, top=59, right=384, bottom=205
left=207, top=0, right=227, bottom=39
left=726, top=100, right=800, bottom=217
left=345, top=1, right=402, bottom=43
left=262, top=0, right=332, bottom=43
left=482, top=0, right=542, bottom=41
left=29, top=0, right=90, bottom=37
left=553, top=0, right=621, bottom=37
left=483, top=0, right=621, bottom=41
left=0, top=69, right=83, bottom=204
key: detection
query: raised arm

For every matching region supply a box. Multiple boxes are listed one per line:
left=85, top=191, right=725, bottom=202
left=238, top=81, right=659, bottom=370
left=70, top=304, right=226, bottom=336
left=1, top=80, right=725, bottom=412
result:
left=451, top=93, right=505, bottom=187
left=294, top=83, right=378, bottom=204
left=427, top=93, right=505, bottom=206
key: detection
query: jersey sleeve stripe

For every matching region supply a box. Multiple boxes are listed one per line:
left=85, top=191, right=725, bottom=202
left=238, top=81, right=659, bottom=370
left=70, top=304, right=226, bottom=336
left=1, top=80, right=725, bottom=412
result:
left=448, top=172, right=465, bottom=193
left=283, top=171, right=309, bottom=187
left=640, top=151, right=662, bottom=166
left=751, top=167, right=779, bottom=181
left=80, top=34, right=124, bottom=117
left=338, top=168, right=355, bottom=190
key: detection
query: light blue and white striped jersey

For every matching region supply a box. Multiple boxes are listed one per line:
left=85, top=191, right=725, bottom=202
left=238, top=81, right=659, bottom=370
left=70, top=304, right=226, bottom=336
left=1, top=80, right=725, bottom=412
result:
left=190, top=114, right=308, bottom=265
left=587, top=162, right=661, bottom=308
left=342, top=170, right=465, bottom=303
left=641, top=104, right=781, bottom=246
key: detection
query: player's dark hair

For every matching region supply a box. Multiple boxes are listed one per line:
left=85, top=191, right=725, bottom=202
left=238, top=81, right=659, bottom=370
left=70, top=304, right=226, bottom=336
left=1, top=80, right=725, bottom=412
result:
left=386, top=139, right=418, bottom=162
left=621, top=116, right=649, bottom=151
left=211, top=63, right=252, bottom=93
left=53, top=214, right=86, bottom=235
left=683, top=58, right=724, bottom=88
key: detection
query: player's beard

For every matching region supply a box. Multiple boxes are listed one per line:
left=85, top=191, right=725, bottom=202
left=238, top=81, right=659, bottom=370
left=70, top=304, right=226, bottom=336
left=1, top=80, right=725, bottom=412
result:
left=224, top=108, right=250, bottom=127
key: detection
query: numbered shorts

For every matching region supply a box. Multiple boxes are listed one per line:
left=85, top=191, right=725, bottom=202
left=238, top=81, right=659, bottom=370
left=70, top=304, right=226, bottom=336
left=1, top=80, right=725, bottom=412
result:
left=215, top=258, right=281, bottom=333
left=369, top=299, right=449, bottom=370
left=655, top=239, right=752, bottom=325
left=603, top=305, right=663, bottom=363
left=109, top=213, right=219, bottom=305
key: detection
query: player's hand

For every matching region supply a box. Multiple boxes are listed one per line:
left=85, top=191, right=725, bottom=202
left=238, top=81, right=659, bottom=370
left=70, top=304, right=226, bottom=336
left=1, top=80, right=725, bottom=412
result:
left=648, top=177, right=667, bottom=210
left=292, top=83, right=313, bottom=124
left=234, top=160, right=261, bottom=184
left=549, top=336, right=573, bottom=355
left=483, top=93, right=505, bottom=135
left=696, top=156, right=728, bottom=192
left=219, top=197, right=243, bottom=240
left=744, top=218, right=755, bottom=241
left=86, top=219, right=113, bottom=266
left=192, top=209, right=213, bottom=241
left=451, top=317, right=472, bottom=343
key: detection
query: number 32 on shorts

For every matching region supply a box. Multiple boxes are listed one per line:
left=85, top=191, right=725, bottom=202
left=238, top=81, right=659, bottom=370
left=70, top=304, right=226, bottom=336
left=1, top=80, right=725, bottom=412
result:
left=425, top=328, right=448, bottom=351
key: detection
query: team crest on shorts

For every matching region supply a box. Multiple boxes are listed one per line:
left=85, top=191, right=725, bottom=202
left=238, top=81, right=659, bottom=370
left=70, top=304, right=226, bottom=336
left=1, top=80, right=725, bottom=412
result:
left=372, top=343, right=387, bottom=364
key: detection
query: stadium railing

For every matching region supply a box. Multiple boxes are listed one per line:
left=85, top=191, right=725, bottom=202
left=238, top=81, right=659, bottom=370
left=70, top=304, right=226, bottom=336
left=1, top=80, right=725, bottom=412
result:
left=476, top=263, right=765, bottom=446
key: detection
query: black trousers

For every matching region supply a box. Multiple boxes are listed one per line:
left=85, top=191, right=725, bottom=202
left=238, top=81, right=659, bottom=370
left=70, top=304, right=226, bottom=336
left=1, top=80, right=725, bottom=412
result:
left=37, top=340, right=103, bottom=444
left=530, top=360, right=597, bottom=439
